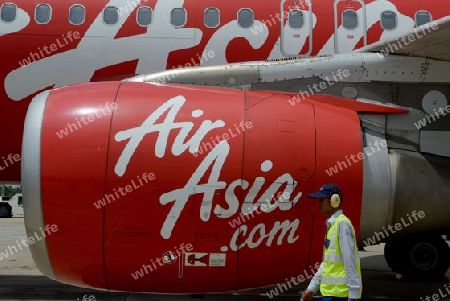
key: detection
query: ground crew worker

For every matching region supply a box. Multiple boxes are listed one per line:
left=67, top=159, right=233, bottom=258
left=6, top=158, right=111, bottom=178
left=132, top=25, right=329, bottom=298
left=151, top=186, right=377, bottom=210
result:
left=301, top=184, right=362, bottom=301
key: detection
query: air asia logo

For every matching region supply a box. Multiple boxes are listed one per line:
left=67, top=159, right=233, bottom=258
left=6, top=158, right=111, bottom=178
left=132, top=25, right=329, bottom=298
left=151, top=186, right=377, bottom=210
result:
left=114, top=95, right=303, bottom=251
left=4, top=0, right=413, bottom=102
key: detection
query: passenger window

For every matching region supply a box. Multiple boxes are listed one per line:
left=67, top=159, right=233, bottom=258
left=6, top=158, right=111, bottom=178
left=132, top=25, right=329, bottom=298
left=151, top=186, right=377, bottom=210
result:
left=35, top=4, right=52, bottom=24
left=18, top=196, right=23, bottom=205
left=381, top=11, right=397, bottom=30
left=69, top=5, right=85, bottom=25
left=171, top=8, right=186, bottom=27
left=1, top=3, right=17, bottom=22
left=238, top=8, right=254, bottom=28
left=289, top=9, right=304, bottom=29
left=137, top=6, right=152, bottom=26
left=204, top=8, right=220, bottom=28
left=103, top=6, right=118, bottom=25
left=342, top=10, right=358, bottom=29
left=415, top=11, right=431, bottom=27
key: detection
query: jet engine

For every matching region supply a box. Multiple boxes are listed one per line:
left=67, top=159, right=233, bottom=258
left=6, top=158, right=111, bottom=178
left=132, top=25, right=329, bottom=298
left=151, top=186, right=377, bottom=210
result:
left=21, top=81, right=450, bottom=292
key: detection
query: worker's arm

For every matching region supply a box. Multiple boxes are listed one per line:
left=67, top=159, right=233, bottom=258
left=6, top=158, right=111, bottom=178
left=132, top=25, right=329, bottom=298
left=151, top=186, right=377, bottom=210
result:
left=306, top=261, right=323, bottom=294
left=339, top=222, right=362, bottom=300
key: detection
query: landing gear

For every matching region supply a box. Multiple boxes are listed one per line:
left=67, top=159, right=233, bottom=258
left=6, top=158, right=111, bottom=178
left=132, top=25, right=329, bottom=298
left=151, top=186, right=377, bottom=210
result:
left=0, top=203, right=11, bottom=218
left=384, top=235, right=450, bottom=280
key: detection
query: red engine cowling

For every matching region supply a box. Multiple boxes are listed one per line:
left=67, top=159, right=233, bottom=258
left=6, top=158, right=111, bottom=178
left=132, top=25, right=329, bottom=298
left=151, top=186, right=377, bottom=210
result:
left=22, top=82, right=364, bottom=293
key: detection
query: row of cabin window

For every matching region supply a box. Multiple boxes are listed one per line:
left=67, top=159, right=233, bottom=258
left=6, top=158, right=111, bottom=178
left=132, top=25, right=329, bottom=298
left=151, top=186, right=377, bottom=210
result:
left=0, top=4, right=248, bottom=28
left=343, top=10, right=432, bottom=30
left=1, top=3, right=433, bottom=30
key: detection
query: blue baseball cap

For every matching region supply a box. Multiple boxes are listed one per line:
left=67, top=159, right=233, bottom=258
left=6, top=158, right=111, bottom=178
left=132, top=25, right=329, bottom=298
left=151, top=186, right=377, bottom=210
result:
left=308, top=184, right=342, bottom=198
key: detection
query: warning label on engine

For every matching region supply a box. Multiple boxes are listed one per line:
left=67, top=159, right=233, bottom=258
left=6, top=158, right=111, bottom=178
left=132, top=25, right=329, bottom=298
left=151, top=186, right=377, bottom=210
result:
left=184, top=253, right=227, bottom=267
left=185, top=253, right=209, bottom=266
left=209, top=253, right=226, bottom=267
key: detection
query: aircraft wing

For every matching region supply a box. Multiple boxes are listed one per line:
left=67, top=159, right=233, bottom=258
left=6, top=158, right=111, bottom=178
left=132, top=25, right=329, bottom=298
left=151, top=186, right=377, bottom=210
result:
left=357, top=16, right=450, bottom=62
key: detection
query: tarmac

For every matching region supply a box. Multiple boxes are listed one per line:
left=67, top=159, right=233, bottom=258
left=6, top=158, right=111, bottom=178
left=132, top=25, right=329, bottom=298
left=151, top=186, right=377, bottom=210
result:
left=1, top=217, right=450, bottom=301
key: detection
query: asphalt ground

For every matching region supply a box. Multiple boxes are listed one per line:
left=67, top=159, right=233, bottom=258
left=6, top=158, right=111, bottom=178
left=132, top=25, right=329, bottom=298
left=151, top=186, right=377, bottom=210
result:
left=1, top=218, right=449, bottom=301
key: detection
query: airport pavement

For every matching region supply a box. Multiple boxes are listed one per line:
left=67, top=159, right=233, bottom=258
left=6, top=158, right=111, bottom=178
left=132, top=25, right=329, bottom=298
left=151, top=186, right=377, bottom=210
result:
left=1, top=218, right=449, bottom=301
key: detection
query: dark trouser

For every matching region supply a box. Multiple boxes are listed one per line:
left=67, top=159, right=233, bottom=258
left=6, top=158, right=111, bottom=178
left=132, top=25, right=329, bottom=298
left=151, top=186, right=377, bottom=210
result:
left=322, top=297, right=348, bottom=301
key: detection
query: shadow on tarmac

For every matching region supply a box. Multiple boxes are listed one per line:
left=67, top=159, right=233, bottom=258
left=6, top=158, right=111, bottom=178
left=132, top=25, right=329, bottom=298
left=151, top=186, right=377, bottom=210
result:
left=1, top=270, right=450, bottom=301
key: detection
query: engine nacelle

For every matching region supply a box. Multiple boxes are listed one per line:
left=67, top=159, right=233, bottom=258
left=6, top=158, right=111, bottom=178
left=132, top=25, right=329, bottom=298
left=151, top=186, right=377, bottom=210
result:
left=360, top=140, right=450, bottom=243
left=22, top=82, right=370, bottom=293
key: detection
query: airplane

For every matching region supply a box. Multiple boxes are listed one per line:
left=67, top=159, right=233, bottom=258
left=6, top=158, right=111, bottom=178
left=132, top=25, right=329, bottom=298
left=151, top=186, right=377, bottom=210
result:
left=2, top=0, right=450, bottom=295
left=1, top=0, right=448, bottom=182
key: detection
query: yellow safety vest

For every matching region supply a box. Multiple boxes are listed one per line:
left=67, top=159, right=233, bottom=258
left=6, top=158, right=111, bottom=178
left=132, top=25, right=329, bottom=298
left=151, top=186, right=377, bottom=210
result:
left=320, top=214, right=362, bottom=298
